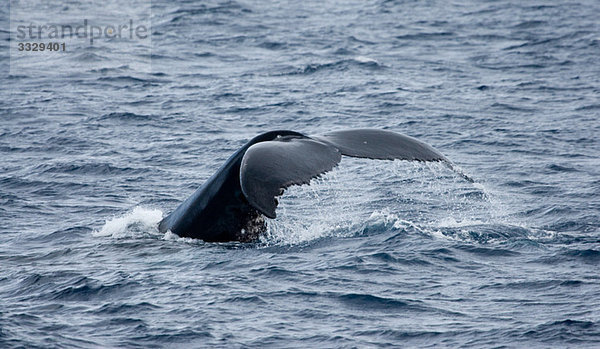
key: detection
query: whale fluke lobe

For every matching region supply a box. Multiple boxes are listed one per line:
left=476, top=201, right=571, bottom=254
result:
left=240, top=136, right=342, bottom=218
left=158, top=129, right=461, bottom=242
left=315, top=129, right=448, bottom=162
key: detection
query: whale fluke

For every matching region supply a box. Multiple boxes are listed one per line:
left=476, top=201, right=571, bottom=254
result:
left=158, top=129, right=463, bottom=242
left=240, top=135, right=341, bottom=219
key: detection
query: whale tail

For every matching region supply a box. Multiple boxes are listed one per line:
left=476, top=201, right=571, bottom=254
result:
left=240, top=129, right=453, bottom=219
left=161, top=129, right=473, bottom=241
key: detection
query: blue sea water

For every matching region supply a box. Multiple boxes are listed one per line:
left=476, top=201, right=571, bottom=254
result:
left=1, top=0, right=600, bottom=347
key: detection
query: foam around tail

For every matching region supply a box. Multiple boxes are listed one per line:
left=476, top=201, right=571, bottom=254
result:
left=93, top=206, right=163, bottom=238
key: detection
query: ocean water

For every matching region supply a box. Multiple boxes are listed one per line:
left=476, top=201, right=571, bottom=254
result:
left=1, top=0, right=600, bottom=347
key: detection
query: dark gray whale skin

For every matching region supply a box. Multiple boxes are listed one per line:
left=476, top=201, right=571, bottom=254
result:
left=158, top=129, right=450, bottom=242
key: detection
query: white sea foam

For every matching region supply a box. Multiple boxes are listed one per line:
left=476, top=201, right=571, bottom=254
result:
left=436, top=216, right=490, bottom=228
left=354, top=56, right=378, bottom=64
left=93, top=206, right=163, bottom=238
left=161, top=230, right=206, bottom=244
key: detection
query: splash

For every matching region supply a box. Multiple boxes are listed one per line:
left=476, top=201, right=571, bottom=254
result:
left=93, top=206, right=163, bottom=238
left=259, top=170, right=371, bottom=245
left=161, top=230, right=207, bottom=245
left=91, top=160, right=533, bottom=246
left=368, top=209, right=427, bottom=233
left=257, top=158, right=539, bottom=246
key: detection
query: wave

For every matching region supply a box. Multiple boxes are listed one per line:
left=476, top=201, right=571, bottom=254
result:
left=96, top=76, right=153, bottom=84
left=395, top=32, right=454, bottom=40
left=48, top=278, right=140, bottom=302
left=560, top=249, right=600, bottom=264
left=336, top=293, right=427, bottom=312
left=282, top=57, right=384, bottom=76
left=96, top=112, right=154, bottom=121
left=521, top=319, right=598, bottom=343
left=70, top=52, right=108, bottom=62
left=36, top=162, right=145, bottom=176
left=93, top=302, right=160, bottom=315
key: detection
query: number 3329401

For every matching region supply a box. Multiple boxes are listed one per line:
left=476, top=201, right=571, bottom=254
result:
left=18, top=42, right=66, bottom=51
